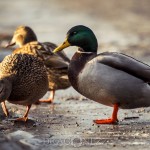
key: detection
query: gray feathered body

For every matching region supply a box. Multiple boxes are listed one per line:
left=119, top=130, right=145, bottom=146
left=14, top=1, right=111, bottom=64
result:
left=69, top=51, right=150, bottom=109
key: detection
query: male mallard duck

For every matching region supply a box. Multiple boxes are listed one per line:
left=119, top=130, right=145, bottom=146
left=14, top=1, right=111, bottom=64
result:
left=53, top=25, right=150, bottom=124
left=6, top=26, right=70, bottom=103
left=0, top=53, right=48, bottom=121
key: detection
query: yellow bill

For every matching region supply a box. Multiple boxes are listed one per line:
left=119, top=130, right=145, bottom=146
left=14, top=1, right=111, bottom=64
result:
left=53, top=38, right=70, bottom=53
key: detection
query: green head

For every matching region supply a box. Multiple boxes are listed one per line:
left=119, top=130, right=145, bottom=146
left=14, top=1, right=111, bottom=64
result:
left=53, top=25, right=98, bottom=53
left=6, top=26, right=37, bottom=48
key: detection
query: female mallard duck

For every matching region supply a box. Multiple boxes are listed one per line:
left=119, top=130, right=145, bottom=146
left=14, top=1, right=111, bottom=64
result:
left=53, top=25, right=150, bottom=124
left=0, top=53, right=48, bottom=121
left=6, top=26, right=70, bottom=103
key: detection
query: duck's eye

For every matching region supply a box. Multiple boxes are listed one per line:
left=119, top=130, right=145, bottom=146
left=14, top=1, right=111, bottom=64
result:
left=70, top=31, right=77, bottom=36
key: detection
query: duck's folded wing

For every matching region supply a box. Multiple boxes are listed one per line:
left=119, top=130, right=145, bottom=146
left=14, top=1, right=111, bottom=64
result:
left=44, top=55, right=69, bottom=68
left=97, top=52, right=150, bottom=82
left=33, top=42, right=70, bottom=69
left=42, top=42, right=70, bottom=63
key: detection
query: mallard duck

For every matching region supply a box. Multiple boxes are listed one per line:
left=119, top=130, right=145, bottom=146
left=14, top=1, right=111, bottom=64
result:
left=0, top=53, right=48, bottom=121
left=53, top=25, right=150, bottom=124
left=6, top=26, right=70, bottom=103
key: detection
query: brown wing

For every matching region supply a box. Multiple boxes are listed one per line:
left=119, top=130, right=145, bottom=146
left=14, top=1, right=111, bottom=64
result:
left=13, top=41, right=70, bottom=69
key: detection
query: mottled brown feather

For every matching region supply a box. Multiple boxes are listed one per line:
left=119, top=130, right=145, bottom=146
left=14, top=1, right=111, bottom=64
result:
left=6, top=26, right=71, bottom=103
left=0, top=53, right=48, bottom=105
left=13, top=41, right=71, bottom=90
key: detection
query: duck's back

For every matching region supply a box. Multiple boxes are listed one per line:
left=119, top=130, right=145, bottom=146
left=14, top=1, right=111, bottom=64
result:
left=13, top=41, right=70, bottom=68
left=13, top=41, right=70, bottom=90
left=0, top=53, right=48, bottom=105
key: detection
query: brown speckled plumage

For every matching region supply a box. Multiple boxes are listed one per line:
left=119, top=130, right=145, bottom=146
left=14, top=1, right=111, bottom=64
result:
left=7, top=26, right=71, bottom=102
left=12, top=41, right=70, bottom=91
left=0, top=53, right=48, bottom=105
left=0, top=53, right=48, bottom=121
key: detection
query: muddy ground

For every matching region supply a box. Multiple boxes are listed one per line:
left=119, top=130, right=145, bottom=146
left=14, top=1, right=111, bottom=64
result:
left=0, top=0, right=150, bottom=150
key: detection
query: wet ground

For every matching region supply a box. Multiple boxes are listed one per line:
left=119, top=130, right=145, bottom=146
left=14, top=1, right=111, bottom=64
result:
left=0, top=0, right=150, bottom=149
left=1, top=96, right=150, bottom=150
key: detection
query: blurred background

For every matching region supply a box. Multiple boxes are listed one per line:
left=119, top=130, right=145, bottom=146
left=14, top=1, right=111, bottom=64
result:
left=0, top=0, right=150, bottom=62
left=0, top=0, right=150, bottom=98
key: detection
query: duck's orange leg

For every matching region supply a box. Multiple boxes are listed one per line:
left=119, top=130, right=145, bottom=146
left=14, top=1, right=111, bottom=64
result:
left=39, top=90, right=55, bottom=103
left=94, top=104, right=119, bottom=124
left=1, top=101, right=9, bottom=117
left=15, top=105, right=31, bottom=122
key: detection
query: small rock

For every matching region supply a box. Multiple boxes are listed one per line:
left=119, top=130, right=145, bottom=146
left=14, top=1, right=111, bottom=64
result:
left=76, top=122, right=79, bottom=127
left=0, top=137, right=32, bottom=150
left=6, top=130, right=41, bottom=149
left=7, top=130, right=34, bottom=141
